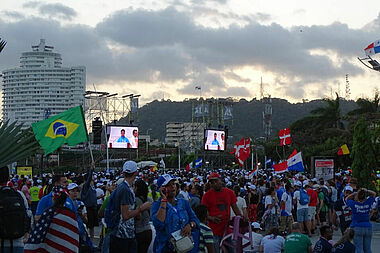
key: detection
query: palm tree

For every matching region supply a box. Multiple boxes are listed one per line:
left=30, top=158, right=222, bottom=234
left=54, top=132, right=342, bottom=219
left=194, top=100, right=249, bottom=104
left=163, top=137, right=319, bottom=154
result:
left=310, top=92, right=342, bottom=129
left=348, top=90, right=380, bottom=116
left=0, top=120, right=40, bottom=167
left=0, top=38, right=6, bottom=53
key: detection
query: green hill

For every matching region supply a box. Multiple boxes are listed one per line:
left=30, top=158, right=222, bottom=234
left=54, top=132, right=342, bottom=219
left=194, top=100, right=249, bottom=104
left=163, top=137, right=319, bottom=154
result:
left=119, top=98, right=357, bottom=142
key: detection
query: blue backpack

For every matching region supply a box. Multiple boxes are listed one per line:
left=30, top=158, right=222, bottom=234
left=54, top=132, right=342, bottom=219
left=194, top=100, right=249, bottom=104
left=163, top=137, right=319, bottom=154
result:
left=299, top=189, right=310, bottom=205
left=104, top=189, right=120, bottom=230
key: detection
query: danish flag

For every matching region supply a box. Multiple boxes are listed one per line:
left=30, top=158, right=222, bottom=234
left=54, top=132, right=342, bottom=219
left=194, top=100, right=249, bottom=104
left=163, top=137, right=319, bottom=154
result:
left=231, top=138, right=250, bottom=167
left=279, top=128, right=291, bottom=146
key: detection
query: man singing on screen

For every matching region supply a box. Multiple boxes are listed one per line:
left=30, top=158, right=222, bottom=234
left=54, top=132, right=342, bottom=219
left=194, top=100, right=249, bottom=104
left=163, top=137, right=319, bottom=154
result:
left=211, top=133, right=220, bottom=150
left=117, top=129, right=130, bottom=143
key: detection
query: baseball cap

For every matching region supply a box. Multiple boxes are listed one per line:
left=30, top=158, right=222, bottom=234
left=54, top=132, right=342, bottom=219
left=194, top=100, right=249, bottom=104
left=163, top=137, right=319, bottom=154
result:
left=344, top=186, right=354, bottom=192
left=251, top=222, right=262, bottom=230
left=123, top=160, right=138, bottom=173
left=157, top=174, right=176, bottom=188
left=208, top=172, right=221, bottom=180
left=249, top=184, right=256, bottom=190
left=67, top=183, right=79, bottom=191
left=295, top=181, right=302, bottom=187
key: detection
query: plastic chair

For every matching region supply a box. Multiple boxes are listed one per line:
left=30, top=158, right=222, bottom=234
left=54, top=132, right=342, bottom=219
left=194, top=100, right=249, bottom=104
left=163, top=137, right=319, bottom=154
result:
left=220, top=216, right=253, bottom=253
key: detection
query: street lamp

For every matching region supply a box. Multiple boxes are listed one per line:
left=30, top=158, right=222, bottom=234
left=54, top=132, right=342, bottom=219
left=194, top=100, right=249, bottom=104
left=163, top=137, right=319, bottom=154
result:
left=146, top=128, right=152, bottom=155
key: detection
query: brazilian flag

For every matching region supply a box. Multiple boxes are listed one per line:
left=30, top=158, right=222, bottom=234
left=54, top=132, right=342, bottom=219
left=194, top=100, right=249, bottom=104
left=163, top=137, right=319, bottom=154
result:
left=32, top=106, right=88, bottom=154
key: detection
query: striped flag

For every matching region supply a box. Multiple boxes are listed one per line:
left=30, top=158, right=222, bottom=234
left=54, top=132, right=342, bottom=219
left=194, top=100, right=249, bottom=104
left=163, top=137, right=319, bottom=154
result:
left=25, top=207, right=79, bottom=253
left=195, top=86, right=201, bottom=90
left=248, top=164, right=258, bottom=179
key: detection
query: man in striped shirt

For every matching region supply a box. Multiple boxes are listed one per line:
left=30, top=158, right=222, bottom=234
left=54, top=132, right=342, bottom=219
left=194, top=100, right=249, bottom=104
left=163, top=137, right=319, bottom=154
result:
left=195, top=204, right=215, bottom=253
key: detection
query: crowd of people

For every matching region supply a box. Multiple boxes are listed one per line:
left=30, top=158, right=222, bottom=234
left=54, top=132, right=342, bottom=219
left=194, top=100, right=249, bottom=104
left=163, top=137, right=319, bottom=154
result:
left=0, top=162, right=379, bottom=253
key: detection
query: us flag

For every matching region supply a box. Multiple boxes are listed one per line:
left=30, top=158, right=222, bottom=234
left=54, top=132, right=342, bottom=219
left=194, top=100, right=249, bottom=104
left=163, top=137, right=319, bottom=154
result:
left=25, top=206, right=79, bottom=253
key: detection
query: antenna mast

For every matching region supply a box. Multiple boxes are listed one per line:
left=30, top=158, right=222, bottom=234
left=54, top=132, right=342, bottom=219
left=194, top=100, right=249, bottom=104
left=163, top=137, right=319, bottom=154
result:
left=345, top=74, right=351, bottom=100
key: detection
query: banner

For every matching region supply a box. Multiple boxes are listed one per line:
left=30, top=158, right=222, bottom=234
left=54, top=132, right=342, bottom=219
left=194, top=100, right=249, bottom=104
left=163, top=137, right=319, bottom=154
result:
left=17, top=166, right=33, bottom=177
left=223, top=106, right=233, bottom=120
left=131, top=97, right=139, bottom=113
left=315, top=159, right=334, bottom=181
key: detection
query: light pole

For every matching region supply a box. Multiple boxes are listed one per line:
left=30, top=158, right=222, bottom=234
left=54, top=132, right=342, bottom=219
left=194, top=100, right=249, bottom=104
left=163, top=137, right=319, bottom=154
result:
left=146, top=128, right=152, bottom=156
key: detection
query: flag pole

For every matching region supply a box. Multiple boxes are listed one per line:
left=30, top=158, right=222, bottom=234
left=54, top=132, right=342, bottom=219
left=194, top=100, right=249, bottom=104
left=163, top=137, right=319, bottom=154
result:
left=265, top=155, right=267, bottom=170
left=88, top=140, right=95, bottom=164
left=251, top=143, right=254, bottom=171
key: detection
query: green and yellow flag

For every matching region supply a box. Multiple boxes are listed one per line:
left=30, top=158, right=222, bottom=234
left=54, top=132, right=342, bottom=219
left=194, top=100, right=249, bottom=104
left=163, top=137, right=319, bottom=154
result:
left=32, top=106, right=88, bottom=154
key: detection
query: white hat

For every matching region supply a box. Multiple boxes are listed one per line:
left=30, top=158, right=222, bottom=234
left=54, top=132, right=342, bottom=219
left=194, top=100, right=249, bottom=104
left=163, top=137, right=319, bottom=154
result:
left=295, top=181, right=302, bottom=187
left=251, top=222, right=262, bottom=230
left=123, top=161, right=138, bottom=173
left=303, top=180, right=309, bottom=187
left=68, top=183, right=79, bottom=191
left=344, top=186, right=354, bottom=192
left=249, top=185, right=256, bottom=190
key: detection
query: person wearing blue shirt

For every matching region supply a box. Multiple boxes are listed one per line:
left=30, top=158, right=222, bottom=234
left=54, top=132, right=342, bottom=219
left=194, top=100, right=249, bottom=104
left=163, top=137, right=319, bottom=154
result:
left=211, top=133, right=220, bottom=147
left=152, top=174, right=200, bottom=253
left=346, top=188, right=376, bottom=253
left=35, top=174, right=73, bottom=221
left=313, top=225, right=333, bottom=253
left=117, top=129, right=130, bottom=143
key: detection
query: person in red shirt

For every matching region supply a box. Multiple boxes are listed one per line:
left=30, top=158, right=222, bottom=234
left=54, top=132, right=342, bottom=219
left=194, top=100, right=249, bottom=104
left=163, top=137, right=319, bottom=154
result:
left=201, top=172, right=242, bottom=253
left=305, top=181, right=319, bottom=233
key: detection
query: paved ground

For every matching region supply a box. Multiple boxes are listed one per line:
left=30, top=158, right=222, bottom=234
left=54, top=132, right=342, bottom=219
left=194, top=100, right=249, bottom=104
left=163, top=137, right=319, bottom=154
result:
left=92, top=222, right=380, bottom=252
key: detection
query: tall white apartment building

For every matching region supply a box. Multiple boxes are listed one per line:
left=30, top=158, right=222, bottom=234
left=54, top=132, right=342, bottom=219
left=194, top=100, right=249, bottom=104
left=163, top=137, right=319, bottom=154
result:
left=1, top=39, right=85, bottom=127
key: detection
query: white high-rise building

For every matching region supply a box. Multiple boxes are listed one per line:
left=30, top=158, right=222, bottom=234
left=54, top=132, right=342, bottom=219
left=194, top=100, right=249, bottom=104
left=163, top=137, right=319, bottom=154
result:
left=1, top=39, right=85, bottom=127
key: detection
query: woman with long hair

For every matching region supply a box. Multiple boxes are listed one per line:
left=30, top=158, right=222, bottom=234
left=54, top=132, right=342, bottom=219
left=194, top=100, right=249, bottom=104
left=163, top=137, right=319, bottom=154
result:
left=332, top=228, right=355, bottom=253
left=259, top=227, right=285, bottom=253
left=263, top=187, right=279, bottom=232
left=346, top=187, right=376, bottom=253
left=134, top=179, right=153, bottom=253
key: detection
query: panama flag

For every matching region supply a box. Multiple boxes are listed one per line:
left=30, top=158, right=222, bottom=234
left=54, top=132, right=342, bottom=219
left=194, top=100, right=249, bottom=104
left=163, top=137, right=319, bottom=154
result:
left=248, top=165, right=258, bottom=179
left=279, top=128, right=291, bottom=146
left=195, top=86, right=201, bottom=90
left=287, top=151, right=305, bottom=172
left=273, top=161, right=288, bottom=173
left=365, top=40, right=380, bottom=56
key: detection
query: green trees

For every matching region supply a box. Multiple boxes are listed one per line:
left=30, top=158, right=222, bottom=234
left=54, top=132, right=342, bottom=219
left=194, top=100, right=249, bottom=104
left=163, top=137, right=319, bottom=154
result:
left=0, top=121, right=39, bottom=167
left=348, top=91, right=379, bottom=116
left=310, top=92, right=342, bottom=129
left=351, top=118, right=377, bottom=189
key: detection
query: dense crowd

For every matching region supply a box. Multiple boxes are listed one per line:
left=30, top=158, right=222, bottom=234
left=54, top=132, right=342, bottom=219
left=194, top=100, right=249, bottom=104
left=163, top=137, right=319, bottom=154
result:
left=0, top=162, right=379, bottom=253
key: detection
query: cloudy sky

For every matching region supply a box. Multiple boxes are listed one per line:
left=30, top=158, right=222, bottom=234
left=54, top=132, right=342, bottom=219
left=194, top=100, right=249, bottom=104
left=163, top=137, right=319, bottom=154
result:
left=1, top=0, right=380, bottom=104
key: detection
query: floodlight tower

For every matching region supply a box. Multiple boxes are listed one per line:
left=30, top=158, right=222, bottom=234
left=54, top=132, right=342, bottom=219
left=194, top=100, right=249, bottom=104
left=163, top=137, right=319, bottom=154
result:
left=345, top=74, right=351, bottom=100
left=262, top=96, right=272, bottom=141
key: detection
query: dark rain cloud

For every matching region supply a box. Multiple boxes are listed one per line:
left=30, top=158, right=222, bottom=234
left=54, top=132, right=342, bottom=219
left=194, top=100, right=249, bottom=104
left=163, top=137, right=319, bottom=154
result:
left=1, top=6, right=379, bottom=99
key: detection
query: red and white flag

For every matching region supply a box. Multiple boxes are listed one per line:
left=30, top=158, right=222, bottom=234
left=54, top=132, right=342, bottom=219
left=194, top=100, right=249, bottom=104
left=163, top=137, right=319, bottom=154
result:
left=25, top=207, right=79, bottom=253
left=279, top=128, right=291, bottom=146
left=273, top=161, right=288, bottom=173
left=248, top=163, right=258, bottom=179
left=231, top=138, right=250, bottom=167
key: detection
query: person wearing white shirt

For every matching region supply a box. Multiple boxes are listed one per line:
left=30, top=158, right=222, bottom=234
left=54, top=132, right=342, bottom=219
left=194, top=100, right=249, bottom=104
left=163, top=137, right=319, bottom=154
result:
left=259, top=227, right=285, bottom=253
left=231, top=186, right=248, bottom=220
left=280, top=183, right=293, bottom=235
left=243, top=222, right=263, bottom=253
left=264, top=187, right=279, bottom=232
